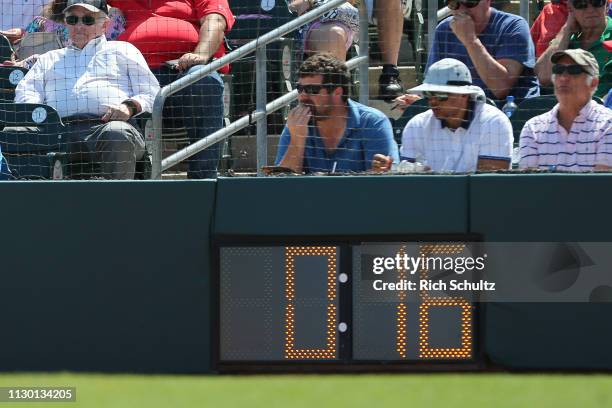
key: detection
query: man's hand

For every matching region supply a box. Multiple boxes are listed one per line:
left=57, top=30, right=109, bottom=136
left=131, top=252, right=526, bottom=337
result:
left=177, top=52, right=209, bottom=72
left=0, top=28, right=24, bottom=44
left=287, top=104, right=312, bottom=143
left=450, top=12, right=477, bottom=45
left=101, top=103, right=132, bottom=122
left=372, top=154, right=393, bottom=173
left=562, top=12, right=580, bottom=36
left=391, top=93, right=422, bottom=111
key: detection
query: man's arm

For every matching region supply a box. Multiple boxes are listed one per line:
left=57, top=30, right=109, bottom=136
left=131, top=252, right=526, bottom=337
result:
left=14, top=58, right=44, bottom=104
left=451, top=13, right=524, bottom=99
left=177, top=13, right=227, bottom=71
left=276, top=105, right=312, bottom=173
left=534, top=13, right=578, bottom=86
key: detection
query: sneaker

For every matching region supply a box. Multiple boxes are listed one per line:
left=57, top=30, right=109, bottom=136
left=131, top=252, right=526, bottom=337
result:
left=379, top=64, right=404, bottom=101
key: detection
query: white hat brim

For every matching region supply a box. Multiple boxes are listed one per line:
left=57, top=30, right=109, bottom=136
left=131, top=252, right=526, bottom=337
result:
left=408, top=83, right=482, bottom=95
left=63, top=3, right=102, bottom=13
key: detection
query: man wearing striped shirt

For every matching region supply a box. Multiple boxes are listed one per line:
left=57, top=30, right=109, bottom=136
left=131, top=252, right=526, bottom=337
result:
left=519, top=49, right=612, bottom=171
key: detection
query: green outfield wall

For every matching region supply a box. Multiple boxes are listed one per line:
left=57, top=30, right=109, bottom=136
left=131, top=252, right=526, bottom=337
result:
left=0, top=175, right=610, bottom=372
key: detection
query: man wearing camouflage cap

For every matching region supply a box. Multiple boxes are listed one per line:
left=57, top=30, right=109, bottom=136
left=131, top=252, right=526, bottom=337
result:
left=520, top=49, right=612, bottom=171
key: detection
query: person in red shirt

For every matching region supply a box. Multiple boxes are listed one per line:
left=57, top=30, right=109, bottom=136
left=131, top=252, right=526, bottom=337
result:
left=531, top=0, right=569, bottom=58
left=108, top=0, right=235, bottom=179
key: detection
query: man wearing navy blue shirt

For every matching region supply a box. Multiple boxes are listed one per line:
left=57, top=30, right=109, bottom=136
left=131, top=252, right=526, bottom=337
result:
left=427, top=0, right=539, bottom=104
left=275, top=53, right=399, bottom=174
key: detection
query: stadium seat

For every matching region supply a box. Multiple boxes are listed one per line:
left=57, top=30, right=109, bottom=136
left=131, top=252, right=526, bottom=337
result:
left=0, top=66, right=28, bottom=102
left=0, top=34, right=12, bottom=63
left=0, top=102, right=65, bottom=179
left=510, top=95, right=558, bottom=144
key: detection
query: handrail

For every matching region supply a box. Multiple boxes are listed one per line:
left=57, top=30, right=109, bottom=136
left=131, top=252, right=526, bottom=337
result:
left=161, top=56, right=367, bottom=173
left=150, top=0, right=355, bottom=179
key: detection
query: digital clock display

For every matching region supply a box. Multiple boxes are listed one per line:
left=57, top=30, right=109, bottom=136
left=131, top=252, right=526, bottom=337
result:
left=218, top=242, right=478, bottom=367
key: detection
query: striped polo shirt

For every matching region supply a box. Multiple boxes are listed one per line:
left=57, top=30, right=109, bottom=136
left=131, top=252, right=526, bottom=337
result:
left=519, top=100, right=612, bottom=171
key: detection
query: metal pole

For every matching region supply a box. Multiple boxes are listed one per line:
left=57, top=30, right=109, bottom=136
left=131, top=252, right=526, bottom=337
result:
left=519, top=0, right=529, bottom=23
left=428, top=0, right=438, bottom=51
left=149, top=0, right=348, bottom=179
left=256, top=45, right=268, bottom=177
left=358, top=1, right=369, bottom=104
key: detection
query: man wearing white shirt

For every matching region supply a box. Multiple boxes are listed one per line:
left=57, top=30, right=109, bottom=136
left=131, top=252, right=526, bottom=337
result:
left=7, top=0, right=160, bottom=179
left=373, top=58, right=513, bottom=173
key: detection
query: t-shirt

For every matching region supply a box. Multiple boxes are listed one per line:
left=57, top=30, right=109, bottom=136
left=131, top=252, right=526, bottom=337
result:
left=569, top=16, right=612, bottom=98
left=519, top=100, right=612, bottom=171
left=0, top=0, right=45, bottom=31
left=530, top=0, right=568, bottom=58
left=400, top=101, right=513, bottom=172
left=109, top=0, right=235, bottom=70
left=275, top=99, right=399, bottom=173
left=427, top=8, right=539, bottom=104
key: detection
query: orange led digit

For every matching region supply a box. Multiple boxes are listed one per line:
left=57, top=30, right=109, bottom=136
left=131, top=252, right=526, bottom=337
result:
left=396, top=246, right=408, bottom=358
left=417, top=244, right=473, bottom=359
left=284, top=246, right=338, bottom=359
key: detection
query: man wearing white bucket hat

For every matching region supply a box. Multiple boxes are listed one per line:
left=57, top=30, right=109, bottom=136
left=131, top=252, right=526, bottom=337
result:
left=373, top=58, right=513, bottom=172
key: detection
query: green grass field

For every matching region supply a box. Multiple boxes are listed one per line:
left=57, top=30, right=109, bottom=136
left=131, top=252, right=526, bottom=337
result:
left=0, top=373, right=610, bottom=407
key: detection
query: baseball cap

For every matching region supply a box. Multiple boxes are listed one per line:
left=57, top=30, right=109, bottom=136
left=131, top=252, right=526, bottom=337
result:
left=551, top=49, right=599, bottom=76
left=63, top=0, right=109, bottom=15
left=409, top=58, right=481, bottom=95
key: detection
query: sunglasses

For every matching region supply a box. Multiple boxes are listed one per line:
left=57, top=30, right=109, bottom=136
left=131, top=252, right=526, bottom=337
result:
left=446, top=0, right=481, bottom=10
left=571, top=0, right=606, bottom=9
left=552, top=64, right=587, bottom=75
left=65, top=14, right=98, bottom=26
left=296, top=83, right=332, bottom=94
left=423, top=91, right=450, bottom=101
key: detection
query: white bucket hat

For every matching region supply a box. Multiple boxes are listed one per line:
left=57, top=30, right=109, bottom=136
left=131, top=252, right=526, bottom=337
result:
left=409, top=58, right=482, bottom=95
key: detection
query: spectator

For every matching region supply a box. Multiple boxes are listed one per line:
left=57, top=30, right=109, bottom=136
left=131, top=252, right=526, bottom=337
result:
left=3, top=0, right=125, bottom=68
left=426, top=0, right=539, bottom=104
left=25, top=0, right=124, bottom=45
left=366, top=0, right=406, bottom=100
left=289, top=0, right=359, bottom=61
left=108, top=0, right=235, bottom=179
left=520, top=49, right=612, bottom=171
left=6, top=0, right=159, bottom=179
left=534, top=0, right=611, bottom=98
left=531, top=0, right=569, bottom=58
left=275, top=53, right=399, bottom=173
left=373, top=59, right=512, bottom=173
left=0, top=0, right=45, bottom=42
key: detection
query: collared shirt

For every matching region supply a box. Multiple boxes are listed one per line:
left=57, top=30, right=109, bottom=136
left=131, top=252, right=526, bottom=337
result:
left=519, top=100, right=612, bottom=171
left=569, top=16, right=612, bottom=98
left=400, top=102, right=513, bottom=173
left=15, top=36, right=160, bottom=118
left=275, top=99, right=399, bottom=173
left=0, top=0, right=45, bottom=31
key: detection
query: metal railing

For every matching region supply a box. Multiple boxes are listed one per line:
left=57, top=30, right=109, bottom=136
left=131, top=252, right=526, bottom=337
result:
left=150, top=0, right=369, bottom=179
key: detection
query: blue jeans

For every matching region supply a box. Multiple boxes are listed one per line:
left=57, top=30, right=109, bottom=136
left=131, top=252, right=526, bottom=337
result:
left=153, top=65, right=224, bottom=179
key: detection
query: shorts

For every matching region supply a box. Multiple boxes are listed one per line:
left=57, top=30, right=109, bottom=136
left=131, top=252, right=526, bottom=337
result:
left=301, top=2, right=360, bottom=51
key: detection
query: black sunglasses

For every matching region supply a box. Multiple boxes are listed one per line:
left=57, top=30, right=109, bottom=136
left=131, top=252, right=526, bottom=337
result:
left=552, top=64, right=587, bottom=75
left=423, top=91, right=450, bottom=101
left=446, top=0, right=481, bottom=10
left=571, top=0, right=606, bottom=9
left=296, top=83, right=332, bottom=94
left=65, top=14, right=98, bottom=26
